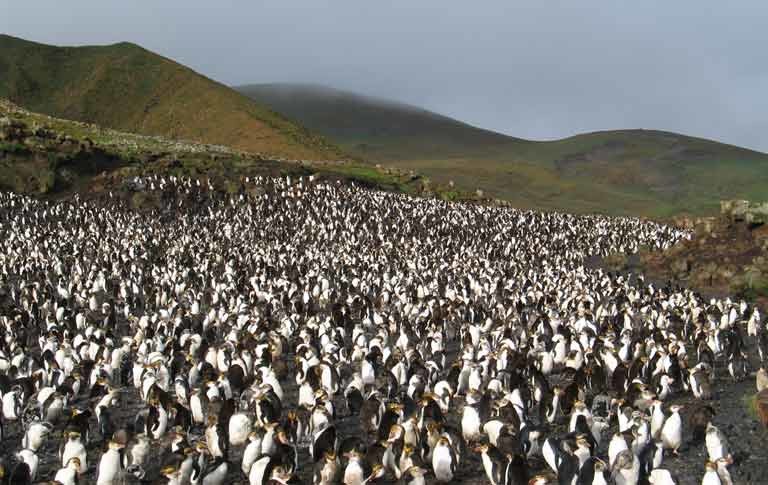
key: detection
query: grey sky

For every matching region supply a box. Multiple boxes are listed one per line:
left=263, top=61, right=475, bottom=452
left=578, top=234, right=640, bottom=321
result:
left=3, top=1, right=767, bottom=151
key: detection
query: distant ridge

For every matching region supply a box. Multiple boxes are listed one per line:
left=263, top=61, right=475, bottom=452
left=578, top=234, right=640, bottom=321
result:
left=239, top=83, right=768, bottom=216
left=0, top=35, right=344, bottom=161
left=237, top=83, right=523, bottom=160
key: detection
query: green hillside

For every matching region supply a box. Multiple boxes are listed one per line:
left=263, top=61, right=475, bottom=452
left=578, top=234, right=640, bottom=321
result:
left=0, top=98, right=424, bottom=198
left=0, top=35, right=343, bottom=161
left=239, top=84, right=768, bottom=216
left=237, top=84, right=525, bottom=160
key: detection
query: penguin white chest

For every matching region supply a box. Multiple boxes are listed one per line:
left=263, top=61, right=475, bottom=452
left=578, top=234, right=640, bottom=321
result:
left=96, top=449, right=122, bottom=485
left=461, top=406, right=481, bottom=442
left=432, top=445, right=454, bottom=482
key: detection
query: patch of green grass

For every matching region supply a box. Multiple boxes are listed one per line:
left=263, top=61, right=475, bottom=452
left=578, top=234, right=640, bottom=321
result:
left=743, top=393, right=758, bottom=420
left=325, top=164, right=405, bottom=190
left=0, top=141, right=27, bottom=153
left=737, top=279, right=768, bottom=302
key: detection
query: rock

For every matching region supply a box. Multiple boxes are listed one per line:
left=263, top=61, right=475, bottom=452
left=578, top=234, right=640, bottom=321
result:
left=693, top=218, right=717, bottom=236
left=670, top=257, right=690, bottom=276
left=746, top=202, right=768, bottom=225
left=721, top=199, right=768, bottom=225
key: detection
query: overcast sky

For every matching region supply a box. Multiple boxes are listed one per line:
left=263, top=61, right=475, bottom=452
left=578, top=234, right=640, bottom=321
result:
left=3, top=1, right=767, bottom=151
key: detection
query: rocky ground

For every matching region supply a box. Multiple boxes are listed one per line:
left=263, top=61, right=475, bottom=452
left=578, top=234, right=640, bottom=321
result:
left=602, top=201, right=768, bottom=311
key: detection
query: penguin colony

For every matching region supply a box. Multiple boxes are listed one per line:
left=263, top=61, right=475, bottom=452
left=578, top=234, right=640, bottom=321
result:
left=0, top=175, right=763, bottom=485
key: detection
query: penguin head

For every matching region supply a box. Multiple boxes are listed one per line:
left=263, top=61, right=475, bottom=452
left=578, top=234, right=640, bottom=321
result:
left=575, top=435, right=591, bottom=451
left=593, top=458, right=607, bottom=474
left=161, top=463, right=180, bottom=477
left=107, top=440, right=124, bottom=451
left=407, top=466, right=428, bottom=478
left=370, top=464, right=385, bottom=479
left=67, top=457, right=82, bottom=472
left=715, top=456, right=734, bottom=468
left=385, top=423, right=403, bottom=442
left=323, top=451, right=337, bottom=463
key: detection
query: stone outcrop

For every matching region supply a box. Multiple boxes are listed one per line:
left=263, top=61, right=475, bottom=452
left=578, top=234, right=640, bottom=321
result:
left=638, top=199, right=767, bottom=309
left=721, top=199, right=768, bottom=225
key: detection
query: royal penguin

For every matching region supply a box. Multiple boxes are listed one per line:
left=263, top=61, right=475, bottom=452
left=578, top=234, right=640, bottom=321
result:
left=96, top=440, right=127, bottom=485
left=54, top=457, right=82, bottom=485
left=475, top=443, right=508, bottom=485
left=431, top=437, right=457, bottom=482
left=60, top=431, right=87, bottom=474
left=660, top=404, right=683, bottom=456
left=578, top=456, right=609, bottom=485
left=313, top=451, right=340, bottom=485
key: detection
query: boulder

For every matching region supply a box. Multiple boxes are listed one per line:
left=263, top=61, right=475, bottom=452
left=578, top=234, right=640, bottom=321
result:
left=670, top=257, right=690, bottom=277
left=746, top=202, right=768, bottom=225
left=722, top=199, right=750, bottom=221
left=721, top=199, right=768, bottom=225
left=753, top=225, right=768, bottom=251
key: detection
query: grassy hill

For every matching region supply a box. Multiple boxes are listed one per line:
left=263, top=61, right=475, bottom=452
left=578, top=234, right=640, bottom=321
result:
left=239, top=84, right=768, bottom=216
left=237, top=84, right=525, bottom=160
left=0, top=35, right=343, bottom=161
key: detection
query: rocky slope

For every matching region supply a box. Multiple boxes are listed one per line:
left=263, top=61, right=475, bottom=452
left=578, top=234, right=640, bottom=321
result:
left=0, top=99, right=449, bottom=204
left=608, top=201, right=768, bottom=310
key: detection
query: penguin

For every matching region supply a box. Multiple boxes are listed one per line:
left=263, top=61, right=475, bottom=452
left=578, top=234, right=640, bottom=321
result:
left=54, top=457, right=82, bottom=485
left=345, top=385, right=364, bottom=416
left=195, top=455, right=229, bottom=485
left=701, top=461, right=722, bottom=485
left=312, top=424, right=337, bottom=463
left=228, top=411, right=252, bottom=447
left=611, top=449, right=639, bottom=485
left=22, top=420, right=53, bottom=452
left=343, top=449, right=384, bottom=485
left=236, top=430, right=261, bottom=473
left=400, top=466, right=429, bottom=485
left=96, top=440, right=127, bottom=485
left=65, top=409, right=92, bottom=444
left=715, top=457, right=733, bottom=485
left=126, top=433, right=151, bottom=477
left=360, top=393, right=382, bottom=442
left=578, top=457, right=609, bottom=485
left=660, top=404, right=683, bottom=456
left=648, top=468, right=678, bottom=485
left=431, top=437, right=457, bottom=482
left=638, top=439, right=664, bottom=480
left=16, top=448, right=39, bottom=481
left=204, top=414, right=228, bottom=459
left=190, top=387, right=209, bottom=427
left=461, top=392, right=483, bottom=444
left=608, top=433, right=629, bottom=468
left=313, top=451, right=340, bottom=485
left=60, top=431, right=87, bottom=474
left=97, top=406, right=115, bottom=442
left=249, top=454, right=277, bottom=485
left=476, top=443, right=508, bottom=485
left=705, top=423, right=731, bottom=462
